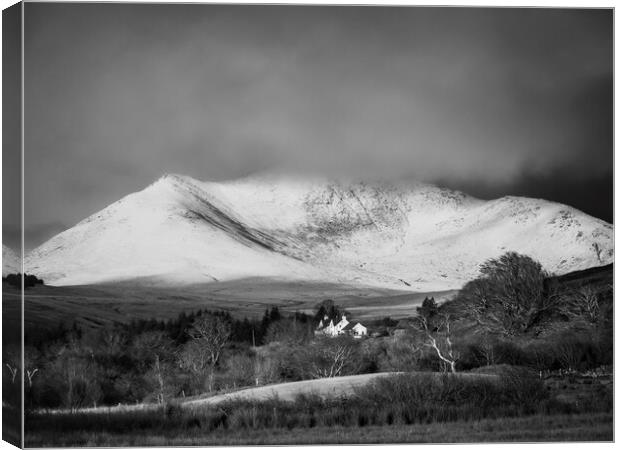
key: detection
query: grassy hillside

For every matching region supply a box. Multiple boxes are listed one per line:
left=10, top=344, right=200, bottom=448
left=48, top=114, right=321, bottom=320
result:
left=544, top=263, right=612, bottom=293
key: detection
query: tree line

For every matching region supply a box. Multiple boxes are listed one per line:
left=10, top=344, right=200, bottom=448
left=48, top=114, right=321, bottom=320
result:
left=7, top=302, right=372, bottom=411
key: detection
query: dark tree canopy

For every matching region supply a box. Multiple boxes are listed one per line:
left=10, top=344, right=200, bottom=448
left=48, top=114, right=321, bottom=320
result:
left=416, top=297, right=438, bottom=322
left=3, top=273, right=44, bottom=289
left=456, top=252, right=552, bottom=336
left=314, top=300, right=349, bottom=324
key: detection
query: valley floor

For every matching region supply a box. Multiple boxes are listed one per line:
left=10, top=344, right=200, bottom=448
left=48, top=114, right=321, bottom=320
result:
left=5, top=279, right=456, bottom=335
left=26, top=413, right=612, bottom=446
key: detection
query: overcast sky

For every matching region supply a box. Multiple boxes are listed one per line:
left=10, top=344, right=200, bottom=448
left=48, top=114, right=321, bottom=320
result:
left=5, top=5, right=613, bottom=250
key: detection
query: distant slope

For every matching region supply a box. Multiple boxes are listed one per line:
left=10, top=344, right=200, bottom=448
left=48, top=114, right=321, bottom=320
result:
left=25, top=173, right=613, bottom=290
left=3, top=244, right=20, bottom=276
left=543, top=263, right=613, bottom=296
left=15, top=278, right=430, bottom=334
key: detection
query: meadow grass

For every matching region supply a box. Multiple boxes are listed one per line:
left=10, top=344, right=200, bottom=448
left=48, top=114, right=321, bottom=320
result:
left=26, top=413, right=613, bottom=446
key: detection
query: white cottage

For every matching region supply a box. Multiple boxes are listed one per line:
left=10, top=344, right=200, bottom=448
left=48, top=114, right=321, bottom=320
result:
left=315, top=315, right=368, bottom=338
left=351, top=322, right=368, bottom=338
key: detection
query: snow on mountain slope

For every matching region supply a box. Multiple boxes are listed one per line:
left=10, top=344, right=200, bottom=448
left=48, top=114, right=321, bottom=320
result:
left=3, top=245, right=21, bottom=276
left=25, top=173, right=613, bottom=289
left=25, top=176, right=328, bottom=286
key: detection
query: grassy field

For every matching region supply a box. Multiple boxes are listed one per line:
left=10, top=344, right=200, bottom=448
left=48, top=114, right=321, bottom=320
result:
left=25, top=413, right=612, bottom=446
left=4, top=278, right=456, bottom=331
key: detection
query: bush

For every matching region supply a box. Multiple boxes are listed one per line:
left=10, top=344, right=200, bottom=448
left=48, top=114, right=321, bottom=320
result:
left=455, top=341, right=487, bottom=370
left=493, top=340, right=529, bottom=366
left=370, top=335, right=422, bottom=372
left=357, top=371, right=550, bottom=419
left=3, top=273, right=44, bottom=289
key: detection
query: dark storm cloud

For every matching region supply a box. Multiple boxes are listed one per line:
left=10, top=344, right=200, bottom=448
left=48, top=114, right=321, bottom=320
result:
left=3, top=222, right=67, bottom=252
left=440, top=168, right=613, bottom=224
left=3, top=3, right=21, bottom=251
left=17, top=5, right=612, bottom=249
left=437, top=71, right=613, bottom=223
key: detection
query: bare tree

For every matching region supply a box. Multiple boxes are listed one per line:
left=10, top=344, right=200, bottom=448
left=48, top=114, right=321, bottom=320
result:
left=24, top=346, right=40, bottom=389
left=477, top=332, right=496, bottom=366
left=307, top=337, right=359, bottom=378
left=177, top=339, right=212, bottom=391
left=224, top=353, right=255, bottom=389
left=416, top=313, right=459, bottom=373
left=23, top=346, right=41, bottom=409
left=185, top=314, right=231, bottom=392
left=51, top=347, right=102, bottom=411
left=560, top=285, right=602, bottom=324
left=132, top=331, right=174, bottom=406
left=253, top=349, right=278, bottom=386
left=4, top=345, right=20, bottom=384
left=4, top=362, right=19, bottom=384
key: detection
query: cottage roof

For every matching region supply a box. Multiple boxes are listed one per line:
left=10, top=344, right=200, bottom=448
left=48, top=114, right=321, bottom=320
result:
left=342, top=322, right=355, bottom=331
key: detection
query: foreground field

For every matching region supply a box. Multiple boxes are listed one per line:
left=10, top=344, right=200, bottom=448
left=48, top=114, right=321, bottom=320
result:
left=26, top=413, right=612, bottom=446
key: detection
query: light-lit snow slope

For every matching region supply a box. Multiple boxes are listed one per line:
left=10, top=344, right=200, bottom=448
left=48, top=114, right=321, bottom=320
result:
left=3, top=245, right=21, bottom=276
left=25, top=173, right=614, bottom=289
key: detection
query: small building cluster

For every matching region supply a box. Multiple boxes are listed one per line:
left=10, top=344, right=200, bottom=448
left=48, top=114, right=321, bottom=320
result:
left=314, top=314, right=368, bottom=338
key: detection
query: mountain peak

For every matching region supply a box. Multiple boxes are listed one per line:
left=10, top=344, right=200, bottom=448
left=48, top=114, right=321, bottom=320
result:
left=154, top=173, right=195, bottom=186
left=25, top=173, right=613, bottom=289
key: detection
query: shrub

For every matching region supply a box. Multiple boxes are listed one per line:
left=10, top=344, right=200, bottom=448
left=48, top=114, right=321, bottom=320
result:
left=493, top=340, right=528, bottom=366
left=371, top=335, right=423, bottom=372
left=3, top=273, right=44, bottom=289
left=357, top=371, right=549, bottom=419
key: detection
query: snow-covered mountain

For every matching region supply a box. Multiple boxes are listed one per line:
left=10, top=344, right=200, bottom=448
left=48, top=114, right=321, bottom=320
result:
left=25, top=173, right=614, bottom=290
left=3, top=244, right=21, bottom=276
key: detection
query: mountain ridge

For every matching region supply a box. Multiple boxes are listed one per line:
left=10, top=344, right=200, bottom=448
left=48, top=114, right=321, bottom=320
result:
left=2, top=244, right=21, bottom=276
left=24, top=173, right=613, bottom=290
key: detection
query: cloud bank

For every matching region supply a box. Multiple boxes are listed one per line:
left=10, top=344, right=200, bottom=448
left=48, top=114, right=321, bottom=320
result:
left=13, top=5, right=612, bottom=249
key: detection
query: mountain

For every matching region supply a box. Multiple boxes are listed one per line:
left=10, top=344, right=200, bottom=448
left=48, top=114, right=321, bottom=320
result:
left=3, top=245, right=21, bottom=276
left=25, top=173, right=614, bottom=290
